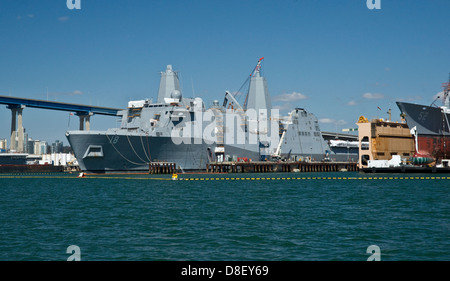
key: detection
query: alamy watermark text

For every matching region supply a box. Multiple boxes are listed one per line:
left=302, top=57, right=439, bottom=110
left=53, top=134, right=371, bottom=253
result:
left=67, top=0, right=81, bottom=10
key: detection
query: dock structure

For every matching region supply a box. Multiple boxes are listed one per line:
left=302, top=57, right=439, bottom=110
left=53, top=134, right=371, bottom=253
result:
left=206, top=161, right=359, bottom=173
left=356, top=116, right=415, bottom=170
left=149, top=162, right=177, bottom=174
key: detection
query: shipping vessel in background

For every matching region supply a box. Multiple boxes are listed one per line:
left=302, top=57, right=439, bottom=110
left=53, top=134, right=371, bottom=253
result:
left=67, top=58, right=352, bottom=173
left=396, top=75, right=450, bottom=165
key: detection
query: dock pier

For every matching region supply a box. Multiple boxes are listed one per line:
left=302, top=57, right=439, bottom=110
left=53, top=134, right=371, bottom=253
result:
left=206, top=161, right=359, bottom=173
left=149, top=162, right=177, bottom=174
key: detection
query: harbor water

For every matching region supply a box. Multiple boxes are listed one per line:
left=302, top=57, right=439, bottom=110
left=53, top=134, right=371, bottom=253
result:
left=0, top=172, right=448, bottom=261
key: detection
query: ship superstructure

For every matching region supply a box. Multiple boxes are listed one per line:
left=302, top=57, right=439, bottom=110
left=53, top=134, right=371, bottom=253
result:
left=66, top=59, right=332, bottom=172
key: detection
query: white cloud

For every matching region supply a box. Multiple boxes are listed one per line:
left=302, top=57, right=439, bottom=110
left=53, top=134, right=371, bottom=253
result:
left=362, top=92, right=384, bottom=99
left=335, top=119, right=347, bottom=126
left=319, top=118, right=334, bottom=124
left=273, top=103, right=293, bottom=111
left=273, top=91, right=307, bottom=102
left=71, top=90, right=83, bottom=95
left=319, top=118, right=347, bottom=125
left=48, top=90, right=83, bottom=97
left=58, top=16, right=70, bottom=22
left=347, top=100, right=356, bottom=106
left=17, top=14, right=34, bottom=20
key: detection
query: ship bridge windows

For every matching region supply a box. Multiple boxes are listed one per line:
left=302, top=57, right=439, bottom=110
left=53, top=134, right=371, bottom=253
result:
left=298, top=131, right=311, bottom=136
left=148, top=104, right=169, bottom=108
left=127, top=108, right=142, bottom=122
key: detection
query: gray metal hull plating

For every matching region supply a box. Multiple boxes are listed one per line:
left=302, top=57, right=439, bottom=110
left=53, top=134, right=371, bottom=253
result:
left=66, top=130, right=262, bottom=172
left=66, top=129, right=329, bottom=172
left=396, top=101, right=450, bottom=136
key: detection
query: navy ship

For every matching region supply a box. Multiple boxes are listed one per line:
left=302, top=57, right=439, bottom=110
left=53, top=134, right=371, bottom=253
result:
left=396, top=75, right=450, bottom=161
left=66, top=58, right=333, bottom=172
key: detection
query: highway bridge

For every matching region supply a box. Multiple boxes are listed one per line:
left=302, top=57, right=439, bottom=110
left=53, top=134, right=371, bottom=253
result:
left=0, top=95, right=122, bottom=152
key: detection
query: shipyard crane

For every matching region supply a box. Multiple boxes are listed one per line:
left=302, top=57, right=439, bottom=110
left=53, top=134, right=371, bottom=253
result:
left=272, top=109, right=294, bottom=159
left=223, top=90, right=244, bottom=111
left=443, top=73, right=450, bottom=108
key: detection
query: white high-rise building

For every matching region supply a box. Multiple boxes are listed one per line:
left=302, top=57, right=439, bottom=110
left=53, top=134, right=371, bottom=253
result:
left=0, top=138, right=7, bottom=152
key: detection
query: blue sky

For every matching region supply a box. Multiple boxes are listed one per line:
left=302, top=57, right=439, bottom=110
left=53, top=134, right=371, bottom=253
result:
left=1, top=0, right=449, bottom=145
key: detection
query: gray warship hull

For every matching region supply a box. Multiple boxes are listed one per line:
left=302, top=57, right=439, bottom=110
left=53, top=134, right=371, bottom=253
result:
left=67, top=131, right=264, bottom=172
left=396, top=101, right=450, bottom=159
left=66, top=129, right=328, bottom=172
left=396, top=101, right=450, bottom=136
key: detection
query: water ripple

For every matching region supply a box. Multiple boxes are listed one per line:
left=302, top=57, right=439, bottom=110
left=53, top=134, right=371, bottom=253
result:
left=0, top=172, right=448, bottom=260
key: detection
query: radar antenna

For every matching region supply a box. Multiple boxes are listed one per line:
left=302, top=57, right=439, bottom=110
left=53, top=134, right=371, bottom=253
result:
left=442, top=73, right=450, bottom=108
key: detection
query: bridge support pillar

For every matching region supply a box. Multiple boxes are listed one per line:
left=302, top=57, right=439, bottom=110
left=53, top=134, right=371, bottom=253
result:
left=17, top=107, right=24, bottom=152
left=77, top=113, right=92, bottom=131
left=9, top=107, right=17, bottom=151
left=79, top=115, right=84, bottom=130
left=85, top=115, right=90, bottom=131
left=7, top=105, right=25, bottom=152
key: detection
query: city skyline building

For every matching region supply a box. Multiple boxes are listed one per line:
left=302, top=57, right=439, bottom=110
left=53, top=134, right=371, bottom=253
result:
left=1, top=127, right=65, bottom=155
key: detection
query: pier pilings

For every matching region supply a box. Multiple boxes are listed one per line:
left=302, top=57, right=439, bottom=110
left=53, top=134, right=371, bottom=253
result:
left=149, top=162, right=177, bottom=174
left=206, top=161, right=359, bottom=173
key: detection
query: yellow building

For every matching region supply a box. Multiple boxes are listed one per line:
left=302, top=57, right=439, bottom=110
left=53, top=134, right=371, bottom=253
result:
left=356, top=116, right=415, bottom=169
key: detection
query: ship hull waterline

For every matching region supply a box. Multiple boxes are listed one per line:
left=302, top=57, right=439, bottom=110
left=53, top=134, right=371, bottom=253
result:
left=66, top=130, right=328, bottom=173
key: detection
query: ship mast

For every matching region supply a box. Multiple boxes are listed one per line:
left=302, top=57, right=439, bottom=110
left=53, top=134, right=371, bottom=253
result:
left=442, top=74, right=450, bottom=160
left=442, top=73, right=450, bottom=108
left=243, top=57, right=265, bottom=110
